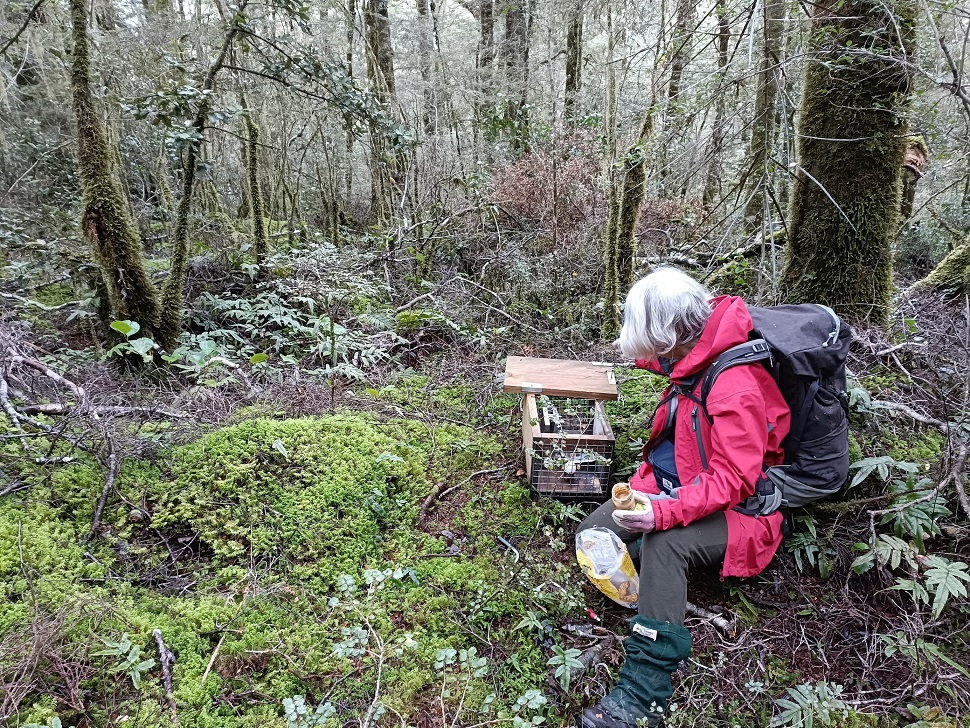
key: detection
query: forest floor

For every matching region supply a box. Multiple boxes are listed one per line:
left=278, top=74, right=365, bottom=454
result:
left=1, top=237, right=969, bottom=728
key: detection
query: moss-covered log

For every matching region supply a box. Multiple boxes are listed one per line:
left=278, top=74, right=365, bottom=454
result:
left=780, top=0, right=916, bottom=325
left=916, top=235, right=970, bottom=295
left=69, top=0, right=160, bottom=335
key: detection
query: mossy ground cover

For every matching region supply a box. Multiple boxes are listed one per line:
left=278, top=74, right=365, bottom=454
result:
left=0, top=410, right=585, bottom=726
left=2, top=363, right=966, bottom=727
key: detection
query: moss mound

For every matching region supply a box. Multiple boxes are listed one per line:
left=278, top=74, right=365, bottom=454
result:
left=1, top=413, right=578, bottom=727
left=144, top=414, right=496, bottom=588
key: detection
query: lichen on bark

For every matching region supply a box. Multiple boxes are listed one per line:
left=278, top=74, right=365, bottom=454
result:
left=780, top=0, right=916, bottom=325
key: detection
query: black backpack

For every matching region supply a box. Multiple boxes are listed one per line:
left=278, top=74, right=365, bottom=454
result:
left=659, top=304, right=852, bottom=516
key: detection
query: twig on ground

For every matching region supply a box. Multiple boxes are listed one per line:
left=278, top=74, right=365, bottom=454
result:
left=206, top=357, right=261, bottom=400
left=567, top=635, right=618, bottom=685
left=86, top=440, right=119, bottom=543
left=0, top=292, right=82, bottom=312
left=868, top=400, right=947, bottom=431
left=418, top=465, right=513, bottom=524
left=200, top=633, right=225, bottom=687
left=152, top=629, right=179, bottom=727
left=17, top=403, right=188, bottom=419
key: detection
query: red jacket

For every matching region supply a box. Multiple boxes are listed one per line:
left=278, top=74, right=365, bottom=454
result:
left=630, top=295, right=791, bottom=578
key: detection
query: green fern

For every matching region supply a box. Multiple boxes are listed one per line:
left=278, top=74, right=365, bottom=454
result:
left=771, top=682, right=849, bottom=727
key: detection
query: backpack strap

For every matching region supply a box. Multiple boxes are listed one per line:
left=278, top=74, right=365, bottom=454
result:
left=698, top=339, right=773, bottom=423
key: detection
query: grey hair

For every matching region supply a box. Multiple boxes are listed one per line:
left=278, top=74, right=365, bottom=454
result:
left=617, top=267, right=713, bottom=360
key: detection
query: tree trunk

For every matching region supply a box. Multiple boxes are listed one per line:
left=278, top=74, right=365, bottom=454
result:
left=742, top=0, right=785, bottom=226
left=601, top=4, right=622, bottom=339
left=702, top=0, right=730, bottom=206
left=563, top=0, right=583, bottom=122
left=69, top=0, right=161, bottom=335
left=503, top=0, right=531, bottom=146
left=242, top=100, right=268, bottom=261
left=474, top=0, right=494, bottom=152
left=157, top=15, right=242, bottom=348
left=345, top=0, right=356, bottom=202
left=415, top=0, right=435, bottom=134
left=666, top=0, right=694, bottom=107
left=616, top=111, right=655, bottom=294
left=364, top=0, right=399, bottom=221
left=917, top=235, right=970, bottom=295
left=780, top=0, right=916, bottom=325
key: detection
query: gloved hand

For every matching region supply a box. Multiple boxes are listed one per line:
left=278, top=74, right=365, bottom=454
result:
left=611, top=490, right=656, bottom=533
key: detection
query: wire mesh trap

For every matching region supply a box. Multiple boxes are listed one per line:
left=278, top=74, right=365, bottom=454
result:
left=521, top=394, right=615, bottom=500
left=502, top=356, right=619, bottom=501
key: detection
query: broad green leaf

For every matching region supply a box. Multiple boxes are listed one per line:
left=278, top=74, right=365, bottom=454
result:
left=110, top=320, right=140, bottom=337
left=128, top=337, right=156, bottom=357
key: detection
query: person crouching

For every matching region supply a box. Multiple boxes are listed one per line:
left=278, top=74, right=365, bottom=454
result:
left=577, top=268, right=790, bottom=728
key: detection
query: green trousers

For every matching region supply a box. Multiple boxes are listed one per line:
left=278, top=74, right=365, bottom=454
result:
left=577, top=502, right=728, bottom=625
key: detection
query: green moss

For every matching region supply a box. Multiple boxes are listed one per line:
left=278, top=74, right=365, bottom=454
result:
left=144, top=414, right=499, bottom=590
left=883, top=428, right=945, bottom=464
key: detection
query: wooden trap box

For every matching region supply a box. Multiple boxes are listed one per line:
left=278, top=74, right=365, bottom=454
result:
left=503, top=357, right=618, bottom=501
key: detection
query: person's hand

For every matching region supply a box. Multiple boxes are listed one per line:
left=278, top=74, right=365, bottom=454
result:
left=611, top=499, right=656, bottom=533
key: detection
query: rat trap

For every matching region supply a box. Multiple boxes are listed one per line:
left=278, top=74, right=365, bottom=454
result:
left=503, top=356, right=617, bottom=501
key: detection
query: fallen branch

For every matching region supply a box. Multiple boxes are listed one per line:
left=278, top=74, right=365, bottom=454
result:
left=0, top=292, right=81, bottom=312
left=868, top=400, right=947, bottom=431
left=17, top=403, right=188, bottom=419
left=152, top=629, right=179, bottom=727
left=567, top=634, right=618, bottom=685
left=686, top=601, right=735, bottom=637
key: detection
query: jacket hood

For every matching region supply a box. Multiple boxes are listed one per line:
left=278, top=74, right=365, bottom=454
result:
left=638, top=295, right=754, bottom=380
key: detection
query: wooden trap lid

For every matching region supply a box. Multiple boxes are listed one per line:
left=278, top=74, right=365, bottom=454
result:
left=502, top=356, right=619, bottom=401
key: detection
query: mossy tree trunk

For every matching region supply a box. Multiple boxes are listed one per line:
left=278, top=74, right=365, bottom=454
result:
left=157, top=14, right=242, bottom=348
left=600, top=4, right=621, bottom=340
left=473, top=0, right=494, bottom=154
left=242, top=99, right=268, bottom=261
left=616, top=111, right=655, bottom=294
left=503, top=0, right=531, bottom=148
left=563, top=0, right=583, bottom=123
left=917, top=235, right=970, bottom=295
left=780, top=0, right=916, bottom=325
left=665, top=0, right=695, bottom=109
left=69, top=0, right=161, bottom=336
left=742, top=0, right=785, bottom=226
left=415, top=0, right=438, bottom=135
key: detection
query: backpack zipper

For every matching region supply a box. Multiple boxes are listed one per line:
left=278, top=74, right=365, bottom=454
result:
left=816, top=304, right=841, bottom=348
left=692, top=406, right=709, bottom=470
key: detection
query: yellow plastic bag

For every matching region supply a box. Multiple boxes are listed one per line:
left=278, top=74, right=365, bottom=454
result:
left=575, top=527, right=639, bottom=610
